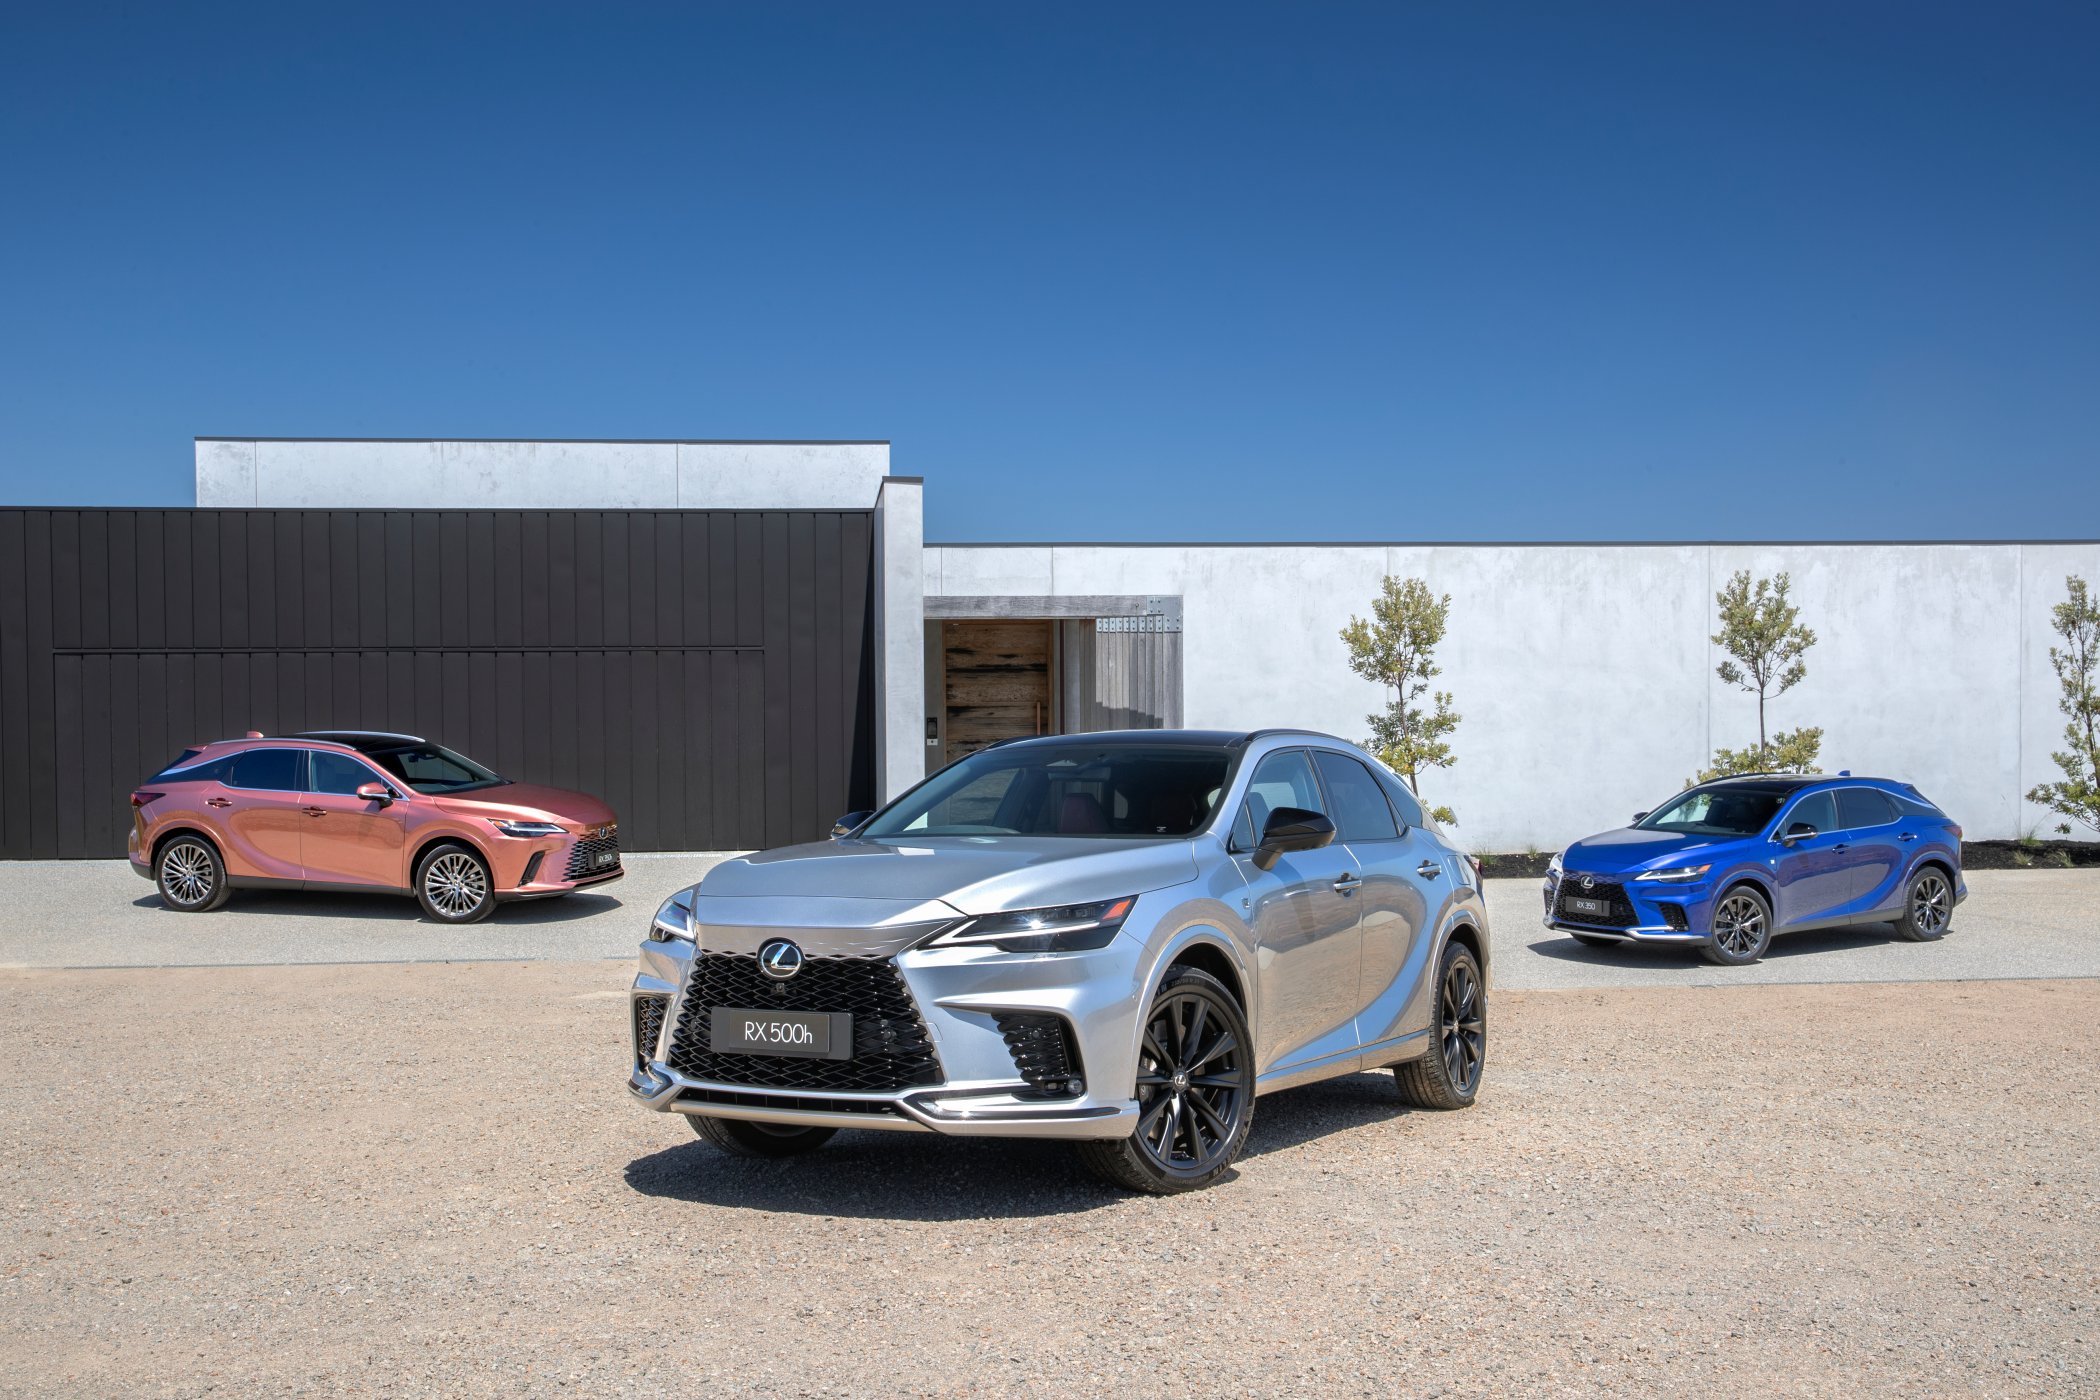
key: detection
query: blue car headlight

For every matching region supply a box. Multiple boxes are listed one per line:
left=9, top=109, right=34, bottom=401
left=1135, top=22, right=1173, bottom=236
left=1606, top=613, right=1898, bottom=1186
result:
left=1634, top=864, right=1712, bottom=884
left=928, top=897, right=1137, bottom=953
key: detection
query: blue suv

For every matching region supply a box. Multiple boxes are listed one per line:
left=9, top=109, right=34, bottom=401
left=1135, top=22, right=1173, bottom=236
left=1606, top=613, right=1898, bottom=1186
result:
left=1544, top=775, right=1965, bottom=966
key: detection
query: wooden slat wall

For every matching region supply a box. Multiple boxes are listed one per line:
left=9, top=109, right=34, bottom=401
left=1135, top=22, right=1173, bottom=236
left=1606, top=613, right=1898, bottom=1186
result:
left=0, top=509, right=878, bottom=859
left=1057, top=618, right=1183, bottom=734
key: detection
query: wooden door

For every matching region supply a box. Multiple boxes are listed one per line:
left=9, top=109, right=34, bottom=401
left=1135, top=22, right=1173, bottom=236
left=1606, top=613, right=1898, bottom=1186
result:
left=941, top=620, right=1053, bottom=760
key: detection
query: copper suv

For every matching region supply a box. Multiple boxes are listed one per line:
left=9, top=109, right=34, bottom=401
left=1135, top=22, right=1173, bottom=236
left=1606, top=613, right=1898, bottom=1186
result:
left=128, top=731, right=622, bottom=922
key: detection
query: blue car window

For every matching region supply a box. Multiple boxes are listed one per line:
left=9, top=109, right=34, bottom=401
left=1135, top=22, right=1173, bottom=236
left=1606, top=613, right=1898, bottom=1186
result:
left=1644, top=784, right=1790, bottom=836
left=1785, top=791, right=1837, bottom=836
left=1838, top=788, right=1896, bottom=829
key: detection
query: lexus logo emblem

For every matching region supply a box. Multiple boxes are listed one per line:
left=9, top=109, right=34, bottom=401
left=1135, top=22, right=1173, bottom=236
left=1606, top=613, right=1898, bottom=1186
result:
left=1579, top=875, right=1595, bottom=891
left=757, top=939, right=804, bottom=980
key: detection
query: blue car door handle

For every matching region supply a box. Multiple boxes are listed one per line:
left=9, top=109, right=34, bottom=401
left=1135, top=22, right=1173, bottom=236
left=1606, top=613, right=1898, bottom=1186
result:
left=1831, top=843, right=1850, bottom=853
left=1415, top=861, right=1442, bottom=880
left=1898, top=832, right=1918, bottom=843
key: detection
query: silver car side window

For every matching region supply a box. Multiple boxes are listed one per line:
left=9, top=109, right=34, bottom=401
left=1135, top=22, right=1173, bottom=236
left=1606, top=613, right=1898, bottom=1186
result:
left=1238, top=750, right=1324, bottom=847
left=1312, top=750, right=1400, bottom=843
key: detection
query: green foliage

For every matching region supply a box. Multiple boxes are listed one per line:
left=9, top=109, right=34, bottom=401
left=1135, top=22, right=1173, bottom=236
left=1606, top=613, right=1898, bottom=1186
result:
left=1694, top=727, right=1825, bottom=785
left=1341, top=576, right=1461, bottom=824
left=1702, top=570, right=1822, bottom=779
left=2025, top=575, right=2100, bottom=835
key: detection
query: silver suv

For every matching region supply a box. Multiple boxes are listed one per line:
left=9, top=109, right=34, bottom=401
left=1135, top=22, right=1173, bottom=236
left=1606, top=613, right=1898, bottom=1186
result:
left=627, top=729, right=1490, bottom=1193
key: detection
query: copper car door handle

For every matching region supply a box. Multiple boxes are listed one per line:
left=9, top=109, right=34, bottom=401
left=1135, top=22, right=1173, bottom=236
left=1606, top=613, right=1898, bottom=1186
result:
left=302, top=806, right=328, bottom=818
left=206, top=797, right=232, bottom=808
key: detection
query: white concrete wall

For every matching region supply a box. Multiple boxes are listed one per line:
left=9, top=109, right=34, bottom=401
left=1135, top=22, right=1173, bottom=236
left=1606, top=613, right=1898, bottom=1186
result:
left=195, top=439, right=891, bottom=509
left=873, top=478, right=926, bottom=802
left=925, top=542, right=2100, bottom=851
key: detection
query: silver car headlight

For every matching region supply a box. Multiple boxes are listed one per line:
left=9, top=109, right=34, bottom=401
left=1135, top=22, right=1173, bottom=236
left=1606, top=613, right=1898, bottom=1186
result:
left=1634, top=864, right=1711, bottom=883
left=649, top=890, right=695, bottom=942
left=927, top=896, right=1136, bottom=954
left=1547, top=851, right=1563, bottom=877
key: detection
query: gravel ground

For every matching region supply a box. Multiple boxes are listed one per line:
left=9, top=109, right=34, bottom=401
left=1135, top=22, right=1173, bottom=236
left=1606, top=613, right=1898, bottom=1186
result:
left=3, top=963, right=2094, bottom=1398
left=6, top=859, right=2097, bottom=991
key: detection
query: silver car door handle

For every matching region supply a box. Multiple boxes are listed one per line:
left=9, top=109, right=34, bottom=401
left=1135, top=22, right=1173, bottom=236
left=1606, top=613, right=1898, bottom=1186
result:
left=1333, top=874, right=1362, bottom=894
left=1416, top=861, right=1443, bottom=879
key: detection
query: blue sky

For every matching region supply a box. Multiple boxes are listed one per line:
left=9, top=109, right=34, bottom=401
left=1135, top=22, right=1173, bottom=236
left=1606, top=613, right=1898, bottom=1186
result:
left=2, top=2, right=2094, bottom=540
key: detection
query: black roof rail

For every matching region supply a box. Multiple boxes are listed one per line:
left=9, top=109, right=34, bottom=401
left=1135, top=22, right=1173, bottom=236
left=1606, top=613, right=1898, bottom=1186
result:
left=1238, top=727, right=1339, bottom=745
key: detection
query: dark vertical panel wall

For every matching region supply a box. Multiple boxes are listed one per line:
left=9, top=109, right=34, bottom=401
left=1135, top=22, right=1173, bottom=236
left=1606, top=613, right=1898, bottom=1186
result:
left=0, top=509, right=878, bottom=859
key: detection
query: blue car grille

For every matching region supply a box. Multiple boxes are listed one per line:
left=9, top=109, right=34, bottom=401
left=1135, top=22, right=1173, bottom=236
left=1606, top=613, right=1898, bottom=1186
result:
left=1551, top=873, right=1640, bottom=928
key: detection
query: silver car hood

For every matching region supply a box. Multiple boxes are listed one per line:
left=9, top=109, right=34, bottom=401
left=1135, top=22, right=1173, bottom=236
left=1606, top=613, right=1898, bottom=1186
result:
left=695, top=835, right=1202, bottom=917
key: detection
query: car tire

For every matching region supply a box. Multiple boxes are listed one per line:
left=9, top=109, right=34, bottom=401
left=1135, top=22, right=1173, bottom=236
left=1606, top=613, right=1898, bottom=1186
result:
left=1700, top=885, right=1773, bottom=966
left=688, top=1115, right=837, bottom=1158
left=414, top=842, right=496, bottom=924
left=1569, top=933, right=1618, bottom=950
left=1077, top=966, right=1255, bottom=1195
left=154, top=834, right=232, bottom=912
left=1394, top=940, right=1486, bottom=1109
left=1892, top=866, right=1955, bottom=941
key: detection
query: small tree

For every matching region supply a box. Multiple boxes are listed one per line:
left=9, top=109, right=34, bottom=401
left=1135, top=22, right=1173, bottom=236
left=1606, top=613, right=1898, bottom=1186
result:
left=1698, top=569, right=1822, bottom=783
left=1340, top=577, right=1461, bottom=823
left=2026, top=575, right=2100, bottom=835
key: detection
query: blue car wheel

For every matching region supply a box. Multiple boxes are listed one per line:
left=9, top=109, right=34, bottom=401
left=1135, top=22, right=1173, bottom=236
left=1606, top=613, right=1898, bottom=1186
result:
left=1701, top=886, right=1773, bottom=966
left=1893, top=867, right=1955, bottom=942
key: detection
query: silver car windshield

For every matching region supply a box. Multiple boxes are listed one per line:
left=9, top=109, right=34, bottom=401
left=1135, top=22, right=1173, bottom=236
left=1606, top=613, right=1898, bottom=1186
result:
left=862, top=742, right=1233, bottom=839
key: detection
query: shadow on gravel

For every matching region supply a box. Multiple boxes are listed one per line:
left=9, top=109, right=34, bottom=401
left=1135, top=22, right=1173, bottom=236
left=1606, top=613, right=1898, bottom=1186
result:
left=1527, top=920, right=1911, bottom=968
left=624, top=1073, right=1411, bottom=1219
left=1238, top=1072, right=1413, bottom=1159
left=624, top=1133, right=1127, bottom=1219
left=129, top=890, right=625, bottom=924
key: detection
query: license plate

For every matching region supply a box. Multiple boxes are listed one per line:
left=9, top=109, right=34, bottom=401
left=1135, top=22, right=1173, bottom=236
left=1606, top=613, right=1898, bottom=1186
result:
left=1565, top=896, right=1612, bottom=918
left=592, top=850, right=618, bottom=869
left=709, top=1007, right=853, bottom=1060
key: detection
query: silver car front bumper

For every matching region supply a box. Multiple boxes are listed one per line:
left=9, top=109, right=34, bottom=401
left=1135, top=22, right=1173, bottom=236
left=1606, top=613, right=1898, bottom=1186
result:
left=627, top=926, right=1148, bottom=1141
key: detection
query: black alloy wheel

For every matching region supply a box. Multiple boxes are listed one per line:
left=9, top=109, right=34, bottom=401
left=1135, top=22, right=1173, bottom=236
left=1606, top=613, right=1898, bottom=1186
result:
left=689, top=1114, right=837, bottom=1158
left=1701, top=886, right=1773, bottom=966
left=155, top=834, right=232, bottom=912
left=1077, top=967, right=1255, bottom=1194
left=1893, top=867, right=1955, bottom=941
left=1395, top=940, right=1486, bottom=1110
